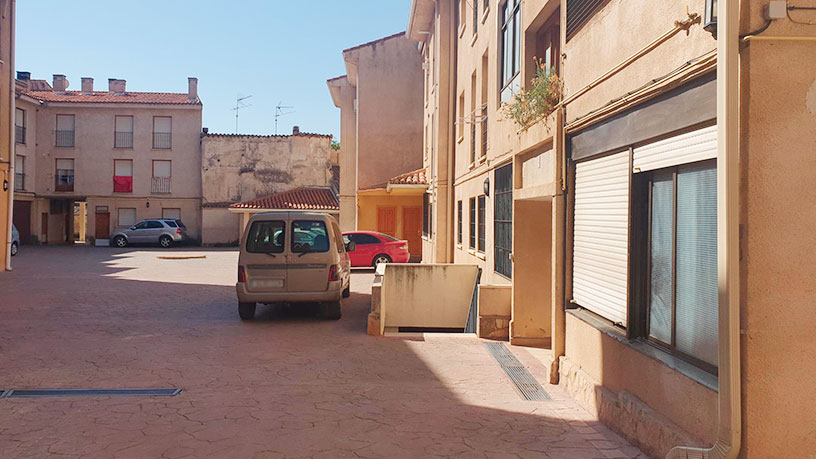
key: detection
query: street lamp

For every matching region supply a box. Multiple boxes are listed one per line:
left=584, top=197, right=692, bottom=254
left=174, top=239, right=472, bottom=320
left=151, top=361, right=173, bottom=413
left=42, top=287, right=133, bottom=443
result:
left=704, top=0, right=718, bottom=35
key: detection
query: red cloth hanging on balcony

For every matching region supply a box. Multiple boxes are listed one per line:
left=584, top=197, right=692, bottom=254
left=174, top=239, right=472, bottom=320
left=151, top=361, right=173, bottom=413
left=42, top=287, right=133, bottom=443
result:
left=113, top=176, right=133, bottom=193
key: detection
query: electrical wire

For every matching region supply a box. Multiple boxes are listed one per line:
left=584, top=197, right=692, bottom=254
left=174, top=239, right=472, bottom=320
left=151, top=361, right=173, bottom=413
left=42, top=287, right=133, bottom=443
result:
left=739, top=19, right=773, bottom=39
left=788, top=7, right=816, bottom=26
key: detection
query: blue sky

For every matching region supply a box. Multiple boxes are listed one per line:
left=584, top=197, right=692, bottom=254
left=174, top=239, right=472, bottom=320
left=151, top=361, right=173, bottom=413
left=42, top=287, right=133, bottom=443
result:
left=16, top=1, right=412, bottom=141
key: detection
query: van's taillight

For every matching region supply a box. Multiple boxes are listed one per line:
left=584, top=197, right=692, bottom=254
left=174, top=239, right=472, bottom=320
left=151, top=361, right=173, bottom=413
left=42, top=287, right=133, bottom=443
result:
left=238, top=266, right=247, bottom=283
left=328, top=265, right=340, bottom=282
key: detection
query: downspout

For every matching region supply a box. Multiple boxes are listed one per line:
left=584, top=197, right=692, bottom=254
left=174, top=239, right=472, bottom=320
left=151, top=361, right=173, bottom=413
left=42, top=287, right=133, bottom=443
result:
left=666, top=0, right=741, bottom=456
left=5, top=0, right=15, bottom=271
left=445, top=0, right=457, bottom=263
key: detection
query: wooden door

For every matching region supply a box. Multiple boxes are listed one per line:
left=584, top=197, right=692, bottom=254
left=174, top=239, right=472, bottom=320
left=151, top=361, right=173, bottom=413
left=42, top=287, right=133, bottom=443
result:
left=41, top=213, right=48, bottom=243
left=12, top=200, right=31, bottom=244
left=377, top=207, right=397, bottom=237
left=95, top=212, right=110, bottom=240
left=402, top=206, right=422, bottom=260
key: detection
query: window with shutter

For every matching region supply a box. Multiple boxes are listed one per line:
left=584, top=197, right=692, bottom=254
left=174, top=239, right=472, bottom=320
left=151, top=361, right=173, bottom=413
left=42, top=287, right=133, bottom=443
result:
left=115, top=116, right=134, bottom=148
left=566, top=0, right=611, bottom=40
left=114, top=160, right=133, bottom=193
left=55, top=158, right=75, bottom=192
left=55, top=114, right=75, bottom=147
left=153, top=116, right=172, bottom=149
left=118, top=208, right=137, bottom=227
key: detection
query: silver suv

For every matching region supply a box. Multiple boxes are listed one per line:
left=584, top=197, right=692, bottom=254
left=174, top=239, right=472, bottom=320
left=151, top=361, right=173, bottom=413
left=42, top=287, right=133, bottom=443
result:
left=111, top=219, right=188, bottom=248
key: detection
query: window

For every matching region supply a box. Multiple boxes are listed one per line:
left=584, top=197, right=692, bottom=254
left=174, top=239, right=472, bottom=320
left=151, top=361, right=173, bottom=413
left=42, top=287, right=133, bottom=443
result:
left=292, top=221, right=330, bottom=253
left=494, top=163, right=513, bottom=278
left=246, top=221, right=286, bottom=254
left=639, top=162, right=718, bottom=371
left=15, top=108, right=25, bottom=144
left=471, top=72, right=477, bottom=164
left=566, top=0, right=610, bottom=40
left=152, top=160, right=172, bottom=194
left=423, top=193, right=432, bottom=237
left=147, top=220, right=164, bottom=229
left=481, top=52, right=489, bottom=157
left=118, top=208, right=137, bottom=227
left=153, top=116, right=172, bottom=149
left=55, top=159, right=75, bottom=192
left=14, top=155, right=24, bottom=191
left=457, top=200, right=463, bottom=245
left=501, top=0, right=522, bottom=103
left=162, top=208, right=181, bottom=220
left=114, top=159, right=133, bottom=193
left=534, top=11, right=561, bottom=77
left=115, top=115, right=134, bottom=148
left=469, top=197, right=476, bottom=249
left=473, top=0, right=479, bottom=35
left=347, top=233, right=381, bottom=245
left=458, top=92, right=465, bottom=139
left=478, top=196, right=486, bottom=252
left=56, top=114, right=75, bottom=147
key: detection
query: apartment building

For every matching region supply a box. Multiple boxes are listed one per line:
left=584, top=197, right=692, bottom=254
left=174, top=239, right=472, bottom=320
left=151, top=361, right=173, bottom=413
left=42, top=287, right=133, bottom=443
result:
left=327, top=32, right=426, bottom=259
left=409, top=0, right=816, bottom=456
left=13, top=73, right=202, bottom=245
left=0, top=0, right=14, bottom=272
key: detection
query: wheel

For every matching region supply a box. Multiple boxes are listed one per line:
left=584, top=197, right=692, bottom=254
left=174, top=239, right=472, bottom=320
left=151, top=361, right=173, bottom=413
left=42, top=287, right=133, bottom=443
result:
left=372, top=254, right=392, bottom=267
left=159, top=235, right=173, bottom=248
left=238, top=302, right=256, bottom=320
left=10, top=242, right=18, bottom=257
left=342, top=284, right=351, bottom=298
left=113, top=235, right=128, bottom=248
left=323, top=301, right=342, bottom=320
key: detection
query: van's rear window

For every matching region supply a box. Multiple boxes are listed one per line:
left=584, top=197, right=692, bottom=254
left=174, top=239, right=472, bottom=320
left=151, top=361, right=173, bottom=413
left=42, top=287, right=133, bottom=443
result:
left=292, top=221, right=329, bottom=253
left=246, top=221, right=286, bottom=254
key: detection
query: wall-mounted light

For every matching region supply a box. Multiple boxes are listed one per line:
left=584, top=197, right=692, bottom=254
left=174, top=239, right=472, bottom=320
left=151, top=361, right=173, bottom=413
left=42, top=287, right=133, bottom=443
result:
left=483, top=177, right=490, bottom=197
left=3, top=179, right=8, bottom=191
left=704, top=0, right=718, bottom=35
left=146, top=201, right=150, bottom=208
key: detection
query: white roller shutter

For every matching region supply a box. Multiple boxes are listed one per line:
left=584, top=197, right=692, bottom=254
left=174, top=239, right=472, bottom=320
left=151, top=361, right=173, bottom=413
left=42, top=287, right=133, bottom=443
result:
left=573, top=150, right=630, bottom=326
left=633, top=125, right=716, bottom=173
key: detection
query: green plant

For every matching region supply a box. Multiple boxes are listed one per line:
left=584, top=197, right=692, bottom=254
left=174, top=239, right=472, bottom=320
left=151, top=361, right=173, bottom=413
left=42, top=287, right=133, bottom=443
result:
left=331, top=140, right=340, bottom=151
left=502, top=59, right=562, bottom=131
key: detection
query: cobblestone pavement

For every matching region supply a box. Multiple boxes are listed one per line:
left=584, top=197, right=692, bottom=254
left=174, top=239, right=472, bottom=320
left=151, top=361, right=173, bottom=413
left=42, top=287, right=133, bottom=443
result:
left=0, top=246, right=645, bottom=458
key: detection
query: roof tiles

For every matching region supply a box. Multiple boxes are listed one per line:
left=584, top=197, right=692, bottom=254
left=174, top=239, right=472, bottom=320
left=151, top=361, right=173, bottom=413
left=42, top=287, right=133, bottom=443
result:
left=230, top=187, right=339, bottom=211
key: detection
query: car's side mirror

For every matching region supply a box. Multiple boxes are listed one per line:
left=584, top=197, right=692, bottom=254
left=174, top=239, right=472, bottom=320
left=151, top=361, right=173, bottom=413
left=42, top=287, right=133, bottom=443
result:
left=345, top=241, right=357, bottom=252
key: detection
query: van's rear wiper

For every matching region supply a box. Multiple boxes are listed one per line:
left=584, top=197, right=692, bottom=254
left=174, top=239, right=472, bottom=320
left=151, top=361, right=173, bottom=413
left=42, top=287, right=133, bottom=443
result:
left=298, top=250, right=312, bottom=258
left=265, top=253, right=277, bottom=258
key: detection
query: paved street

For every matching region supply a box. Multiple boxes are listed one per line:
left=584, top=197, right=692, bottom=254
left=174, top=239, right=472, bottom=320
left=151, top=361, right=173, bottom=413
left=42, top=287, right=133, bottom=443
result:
left=0, top=247, right=644, bottom=458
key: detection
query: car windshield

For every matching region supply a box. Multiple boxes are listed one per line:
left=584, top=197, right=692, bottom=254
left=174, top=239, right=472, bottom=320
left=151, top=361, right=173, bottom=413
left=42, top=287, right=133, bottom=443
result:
left=379, top=233, right=400, bottom=242
left=292, top=221, right=329, bottom=253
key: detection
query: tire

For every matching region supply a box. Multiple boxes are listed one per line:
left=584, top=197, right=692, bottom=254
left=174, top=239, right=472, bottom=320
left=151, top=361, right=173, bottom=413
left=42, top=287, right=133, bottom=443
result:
left=159, top=235, right=173, bottom=249
left=238, top=302, right=256, bottom=320
left=10, top=242, right=18, bottom=257
left=113, top=235, right=128, bottom=248
left=342, top=284, right=351, bottom=298
left=372, top=254, right=392, bottom=267
left=323, top=301, right=342, bottom=320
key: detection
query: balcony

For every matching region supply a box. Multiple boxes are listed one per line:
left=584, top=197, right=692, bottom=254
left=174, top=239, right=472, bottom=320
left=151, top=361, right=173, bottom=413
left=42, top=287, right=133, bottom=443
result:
left=55, top=130, right=75, bottom=147
left=115, top=131, right=134, bottom=148
left=152, top=176, right=171, bottom=194
left=14, top=173, right=24, bottom=191
left=15, top=125, right=25, bottom=144
left=152, top=132, right=172, bottom=149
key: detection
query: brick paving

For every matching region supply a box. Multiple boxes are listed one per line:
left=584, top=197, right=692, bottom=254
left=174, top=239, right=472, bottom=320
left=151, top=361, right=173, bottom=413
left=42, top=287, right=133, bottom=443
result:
left=0, top=246, right=645, bottom=458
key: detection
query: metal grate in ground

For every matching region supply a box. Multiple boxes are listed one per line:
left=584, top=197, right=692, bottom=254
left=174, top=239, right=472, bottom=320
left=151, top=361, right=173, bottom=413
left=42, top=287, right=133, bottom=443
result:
left=1, top=388, right=181, bottom=398
left=485, top=342, right=551, bottom=401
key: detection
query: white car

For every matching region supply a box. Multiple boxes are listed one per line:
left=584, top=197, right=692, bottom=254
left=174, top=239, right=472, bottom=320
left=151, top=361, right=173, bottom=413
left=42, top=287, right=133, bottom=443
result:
left=11, top=224, right=19, bottom=256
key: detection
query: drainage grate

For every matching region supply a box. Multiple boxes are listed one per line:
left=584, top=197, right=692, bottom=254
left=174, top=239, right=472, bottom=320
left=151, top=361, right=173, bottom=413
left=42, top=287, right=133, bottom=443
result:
left=1, top=388, right=181, bottom=398
left=485, top=343, right=551, bottom=401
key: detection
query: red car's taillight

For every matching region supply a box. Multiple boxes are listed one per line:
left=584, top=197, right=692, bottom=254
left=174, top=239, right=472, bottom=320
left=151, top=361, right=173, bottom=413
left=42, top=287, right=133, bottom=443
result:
left=238, top=266, right=246, bottom=283
left=328, top=265, right=340, bottom=282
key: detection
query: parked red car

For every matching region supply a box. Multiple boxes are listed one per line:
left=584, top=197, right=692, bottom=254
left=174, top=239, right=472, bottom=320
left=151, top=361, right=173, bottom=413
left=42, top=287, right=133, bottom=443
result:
left=342, top=231, right=411, bottom=267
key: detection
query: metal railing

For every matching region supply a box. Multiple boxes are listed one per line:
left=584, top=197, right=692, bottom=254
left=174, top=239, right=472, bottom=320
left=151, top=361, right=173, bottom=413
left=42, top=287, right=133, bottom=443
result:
left=152, top=176, right=171, bottom=194
left=15, top=125, right=25, bottom=144
left=152, top=132, right=172, bottom=149
left=481, top=106, right=488, bottom=157
left=114, top=131, right=134, bottom=148
left=14, top=173, right=24, bottom=191
left=55, top=130, right=75, bottom=147
left=55, top=172, right=75, bottom=192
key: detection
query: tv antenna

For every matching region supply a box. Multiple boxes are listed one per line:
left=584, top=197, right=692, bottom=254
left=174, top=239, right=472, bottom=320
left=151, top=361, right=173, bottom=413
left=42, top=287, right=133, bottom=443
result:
left=274, top=102, right=295, bottom=135
left=233, top=95, right=253, bottom=133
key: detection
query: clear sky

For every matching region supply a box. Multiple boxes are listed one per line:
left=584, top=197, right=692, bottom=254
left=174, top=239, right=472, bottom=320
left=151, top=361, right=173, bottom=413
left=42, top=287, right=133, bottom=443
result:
left=16, top=0, right=412, bottom=141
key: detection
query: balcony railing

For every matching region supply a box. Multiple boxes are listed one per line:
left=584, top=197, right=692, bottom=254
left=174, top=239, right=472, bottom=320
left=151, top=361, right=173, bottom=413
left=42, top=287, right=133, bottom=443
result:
left=115, top=131, right=134, bottom=148
left=55, top=130, right=75, bottom=147
left=15, top=125, right=25, bottom=144
left=14, top=173, right=24, bottom=191
left=55, top=172, right=75, bottom=192
left=481, top=106, right=488, bottom=157
left=152, top=176, right=171, bottom=194
left=470, top=119, right=476, bottom=164
left=153, top=132, right=172, bottom=149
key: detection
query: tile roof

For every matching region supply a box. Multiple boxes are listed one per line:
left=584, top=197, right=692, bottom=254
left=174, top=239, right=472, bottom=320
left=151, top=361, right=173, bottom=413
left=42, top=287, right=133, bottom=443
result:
left=230, top=187, right=339, bottom=211
left=203, top=132, right=332, bottom=139
left=358, top=168, right=428, bottom=191
left=20, top=89, right=200, bottom=105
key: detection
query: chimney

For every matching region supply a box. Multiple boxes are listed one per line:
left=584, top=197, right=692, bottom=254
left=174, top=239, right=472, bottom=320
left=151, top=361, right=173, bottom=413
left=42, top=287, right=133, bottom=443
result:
left=108, top=78, right=126, bottom=94
left=53, top=74, right=69, bottom=92
left=16, top=71, right=30, bottom=90
left=81, top=77, right=93, bottom=94
left=292, top=126, right=300, bottom=135
left=188, top=77, right=198, bottom=101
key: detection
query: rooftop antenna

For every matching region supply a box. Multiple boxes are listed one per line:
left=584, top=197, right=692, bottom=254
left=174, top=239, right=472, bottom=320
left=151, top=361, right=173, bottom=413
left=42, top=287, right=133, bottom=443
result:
left=233, top=95, right=252, bottom=133
left=275, top=102, right=295, bottom=135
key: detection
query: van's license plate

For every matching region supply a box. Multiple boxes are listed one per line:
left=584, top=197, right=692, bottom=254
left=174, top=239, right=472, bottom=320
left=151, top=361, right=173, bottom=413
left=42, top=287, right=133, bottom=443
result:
left=249, top=279, right=284, bottom=289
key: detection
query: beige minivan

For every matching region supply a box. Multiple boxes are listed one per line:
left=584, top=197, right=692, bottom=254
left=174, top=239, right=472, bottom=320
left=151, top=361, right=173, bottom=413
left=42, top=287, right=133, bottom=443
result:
left=236, top=212, right=353, bottom=321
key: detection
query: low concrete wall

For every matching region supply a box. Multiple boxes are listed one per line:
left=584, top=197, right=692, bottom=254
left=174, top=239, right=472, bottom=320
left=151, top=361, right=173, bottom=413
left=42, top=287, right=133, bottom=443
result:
left=373, top=263, right=479, bottom=335
left=477, top=284, right=511, bottom=341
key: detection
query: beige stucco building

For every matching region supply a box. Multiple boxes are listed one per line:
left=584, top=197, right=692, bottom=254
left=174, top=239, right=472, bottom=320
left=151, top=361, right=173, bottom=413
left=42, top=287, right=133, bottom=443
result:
left=409, top=0, right=816, bottom=457
left=0, top=0, right=14, bottom=272
left=200, top=129, right=333, bottom=245
left=327, top=32, right=426, bottom=256
left=12, top=73, right=202, bottom=245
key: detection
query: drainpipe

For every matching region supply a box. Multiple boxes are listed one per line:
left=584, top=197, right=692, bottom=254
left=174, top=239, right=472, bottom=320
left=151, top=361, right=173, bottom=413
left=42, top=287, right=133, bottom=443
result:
left=666, top=0, right=741, bottom=457
left=5, top=0, right=15, bottom=271
left=445, top=0, right=457, bottom=263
